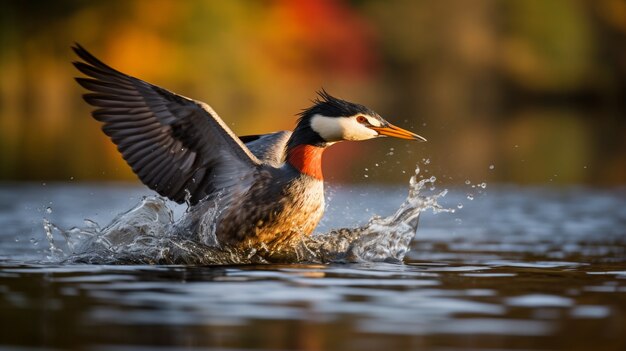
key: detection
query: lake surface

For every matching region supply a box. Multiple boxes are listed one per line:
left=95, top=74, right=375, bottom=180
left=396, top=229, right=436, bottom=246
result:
left=1, top=181, right=625, bottom=350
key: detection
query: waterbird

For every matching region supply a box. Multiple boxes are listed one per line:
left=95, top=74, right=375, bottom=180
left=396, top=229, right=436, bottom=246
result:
left=72, top=44, right=426, bottom=251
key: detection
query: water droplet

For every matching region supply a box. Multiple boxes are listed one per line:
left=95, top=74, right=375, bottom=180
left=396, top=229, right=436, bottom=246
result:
left=479, top=182, right=487, bottom=189
left=364, top=168, right=369, bottom=171
left=374, top=163, right=379, bottom=167
left=514, top=144, right=519, bottom=148
left=429, top=176, right=436, bottom=182
left=455, top=218, right=463, bottom=224
left=184, top=189, right=193, bottom=208
left=467, top=194, right=474, bottom=200
left=364, top=174, right=369, bottom=178
left=489, top=164, right=495, bottom=170
left=42, top=182, right=46, bottom=186
left=45, top=207, right=52, bottom=214
left=465, top=180, right=471, bottom=185
left=457, top=203, right=464, bottom=209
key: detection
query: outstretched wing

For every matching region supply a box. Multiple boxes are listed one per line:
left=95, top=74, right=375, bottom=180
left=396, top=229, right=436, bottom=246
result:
left=73, top=44, right=260, bottom=204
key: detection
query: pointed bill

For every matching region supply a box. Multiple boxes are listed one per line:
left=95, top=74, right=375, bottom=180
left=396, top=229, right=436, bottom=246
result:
left=371, top=123, right=427, bottom=141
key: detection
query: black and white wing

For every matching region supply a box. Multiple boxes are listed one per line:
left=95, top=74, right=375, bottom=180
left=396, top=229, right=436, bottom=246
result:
left=73, top=44, right=260, bottom=205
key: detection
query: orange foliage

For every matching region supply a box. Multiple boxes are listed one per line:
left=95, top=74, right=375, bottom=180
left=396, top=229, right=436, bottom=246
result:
left=263, top=0, right=377, bottom=78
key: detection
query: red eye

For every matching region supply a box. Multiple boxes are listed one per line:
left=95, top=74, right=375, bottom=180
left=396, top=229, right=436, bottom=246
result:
left=356, top=115, right=367, bottom=124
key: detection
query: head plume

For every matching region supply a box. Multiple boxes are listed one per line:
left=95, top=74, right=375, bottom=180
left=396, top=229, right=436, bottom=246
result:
left=298, top=89, right=377, bottom=120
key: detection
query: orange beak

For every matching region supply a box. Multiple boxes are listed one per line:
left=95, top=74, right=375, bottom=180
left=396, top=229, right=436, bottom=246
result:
left=371, top=123, right=427, bottom=142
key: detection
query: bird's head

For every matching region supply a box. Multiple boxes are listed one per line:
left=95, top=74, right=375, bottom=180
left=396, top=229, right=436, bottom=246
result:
left=291, top=90, right=426, bottom=147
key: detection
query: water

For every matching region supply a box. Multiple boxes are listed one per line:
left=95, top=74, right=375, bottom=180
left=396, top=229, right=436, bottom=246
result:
left=1, top=175, right=625, bottom=350
left=34, top=168, right=442, bottom=265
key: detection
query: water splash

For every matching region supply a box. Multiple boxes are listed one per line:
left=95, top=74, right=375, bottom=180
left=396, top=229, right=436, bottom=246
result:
left=44, top=165, right=452, bottom=265
left=302, top=170, right=452, bottom=263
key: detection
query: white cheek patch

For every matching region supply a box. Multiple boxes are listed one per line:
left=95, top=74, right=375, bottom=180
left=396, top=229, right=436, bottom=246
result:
left=310, top=114, right=378, bottom=142
left=363, top=115, right=382, bottom=127
left=310, top=114, right=344, bottom=141
left=339, top=117, right=378, bottom=141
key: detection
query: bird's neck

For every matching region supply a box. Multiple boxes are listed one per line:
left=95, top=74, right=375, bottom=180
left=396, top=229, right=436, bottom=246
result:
left=286, top=144, right=325, bottom=180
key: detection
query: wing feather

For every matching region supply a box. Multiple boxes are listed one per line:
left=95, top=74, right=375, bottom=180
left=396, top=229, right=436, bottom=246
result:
left=73, top=44, right=260, bottom=204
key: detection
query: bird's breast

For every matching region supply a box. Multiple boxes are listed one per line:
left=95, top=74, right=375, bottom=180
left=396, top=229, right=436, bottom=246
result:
left=217, top=171, right=325, bottom=249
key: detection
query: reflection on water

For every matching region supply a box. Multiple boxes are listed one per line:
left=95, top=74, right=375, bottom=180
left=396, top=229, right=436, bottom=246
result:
left=0, top=180, right=625, bottom=350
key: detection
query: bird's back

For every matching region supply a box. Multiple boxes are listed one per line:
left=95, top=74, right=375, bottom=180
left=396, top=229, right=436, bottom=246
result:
left=240, top=131, right=292, bottom=167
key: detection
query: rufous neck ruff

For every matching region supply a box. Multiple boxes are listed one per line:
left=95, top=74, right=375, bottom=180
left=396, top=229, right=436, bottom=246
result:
left=287, top=144, right=325, bottom=180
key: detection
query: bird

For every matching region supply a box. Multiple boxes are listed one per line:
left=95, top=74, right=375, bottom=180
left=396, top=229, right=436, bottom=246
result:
left=72, top=44, right=426, bottom=253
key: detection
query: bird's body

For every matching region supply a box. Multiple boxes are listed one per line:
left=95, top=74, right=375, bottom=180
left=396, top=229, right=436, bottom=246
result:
left=73, top=44, right=425, bottom=251
left=217, top=164, right=324, bottom=248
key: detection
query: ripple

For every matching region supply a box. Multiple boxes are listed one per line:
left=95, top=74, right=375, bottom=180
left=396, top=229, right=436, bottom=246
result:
left=570, top=305, right=611, bottom=319
left=506, top=294, right=574, bottom=307
left=461, top=273, right=517, bottom=277
left=429, top=318, right=555, bottom=336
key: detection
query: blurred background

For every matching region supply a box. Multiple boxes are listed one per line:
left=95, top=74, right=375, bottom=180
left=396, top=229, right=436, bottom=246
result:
left=0, top=0, right=624, bottom=185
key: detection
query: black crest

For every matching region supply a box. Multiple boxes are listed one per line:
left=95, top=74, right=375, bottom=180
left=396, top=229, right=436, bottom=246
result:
left=299, top=89, right=376, bottom=119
